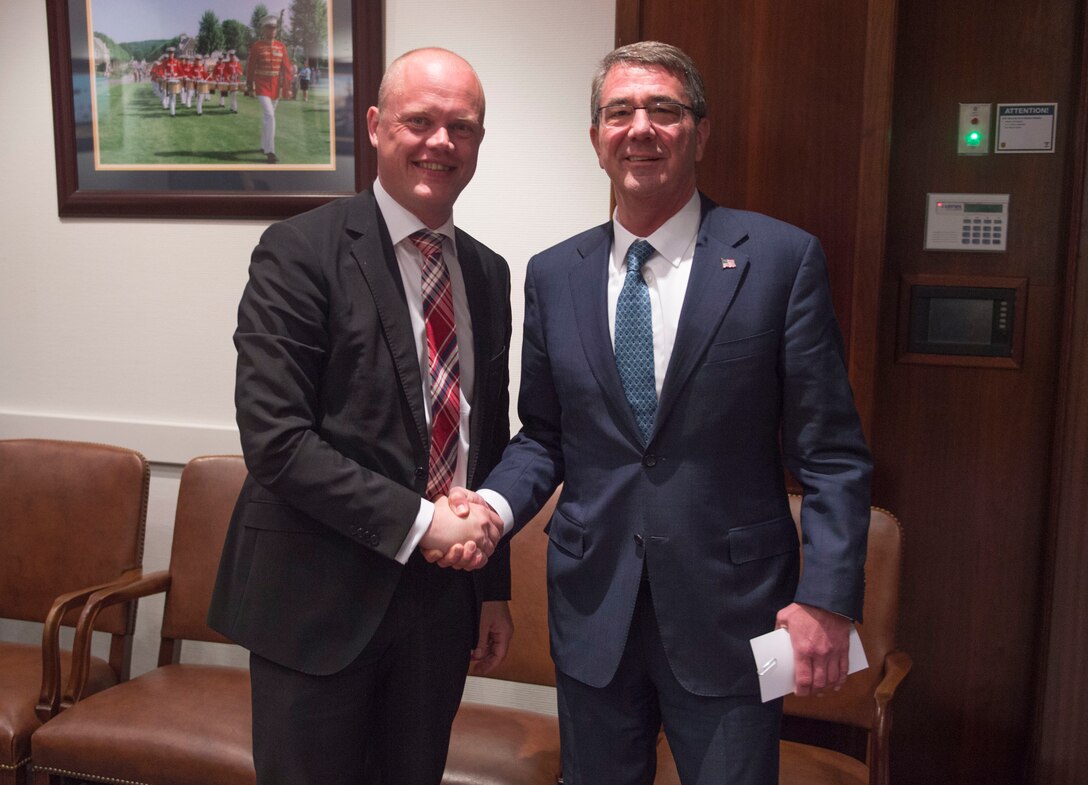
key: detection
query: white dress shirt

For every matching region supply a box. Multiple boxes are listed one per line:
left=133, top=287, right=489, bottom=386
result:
left=372, top=179, right=475, bottom=563
left=481, top=191, right=702, bottom=534
left=609, top=192, right=701, bottom=398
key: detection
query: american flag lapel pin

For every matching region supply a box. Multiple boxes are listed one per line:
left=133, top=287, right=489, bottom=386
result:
left=722, top=258, right=737, bottom=269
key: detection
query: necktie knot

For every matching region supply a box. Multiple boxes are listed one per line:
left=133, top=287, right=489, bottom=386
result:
left=625, top=239, right=654, bottom=276
left=409, top=229, right=444, bottom=263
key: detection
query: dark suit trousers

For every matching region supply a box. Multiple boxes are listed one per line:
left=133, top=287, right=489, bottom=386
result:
left=555, top=581, right=782, bottom=785
left=249, top=558, right=475, bottom=785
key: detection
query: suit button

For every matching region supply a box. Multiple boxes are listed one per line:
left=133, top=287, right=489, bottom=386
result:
left=369, top=533, right=380, bottom=546
left=633, top=534, right=644, bottom=546
left=415, top=466, right=426, bottom=477
left=642, top=454, right=657, bottom=467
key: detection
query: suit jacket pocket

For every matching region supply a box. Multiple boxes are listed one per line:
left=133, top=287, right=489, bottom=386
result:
left=248, top=483, right=293, bottom=506
left=546, top=508, right=585, bottom=559
left=726, top=514, right=798, bottom=564
left=240, top=497, right=320, bottom=534
left=704, top=329, right=778, bottom=366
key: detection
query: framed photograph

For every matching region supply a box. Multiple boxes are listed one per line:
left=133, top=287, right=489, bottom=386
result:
left=45, top=0, right=381, bottom=219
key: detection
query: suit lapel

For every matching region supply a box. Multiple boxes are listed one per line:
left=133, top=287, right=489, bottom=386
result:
left=455, top=233, right=492, bottom=486
left=569, top=224, right=648, bottom=447
left=347, top=192, right=430, bottom=452
left=654, top=202, right=750, bottom=435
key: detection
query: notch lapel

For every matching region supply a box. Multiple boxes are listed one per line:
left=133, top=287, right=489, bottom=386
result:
left=654, top=205, right=750, bottom=436
left=347, top=192, right=430, bottom=453
left=568, top=224, right=648, bottom=448
left=455, top=233, right=492, bottom=486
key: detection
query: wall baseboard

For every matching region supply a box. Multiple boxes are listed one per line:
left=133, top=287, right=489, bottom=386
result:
left=0, top=412, right=241, bottom=466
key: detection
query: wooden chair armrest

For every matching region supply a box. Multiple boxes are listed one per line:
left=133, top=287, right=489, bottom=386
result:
left=870, top=649, right=913, bottom=785
left=874, top=649, right=912, bottom=706
left=58, top=570, right=172, bottom=711
left=35, top=568, right=145, bottom=723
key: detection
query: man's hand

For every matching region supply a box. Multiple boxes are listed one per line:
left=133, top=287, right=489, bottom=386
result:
left=419, top=496, right=501, bottom=571
left=422, top=487, right=504, bottom=569
left=470, top=601, right=514, bottom=675
left=775, top=602, right=852, bottom=696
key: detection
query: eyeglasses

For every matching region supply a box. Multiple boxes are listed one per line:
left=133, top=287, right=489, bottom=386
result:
left=597, top=101, right=696, bottom=128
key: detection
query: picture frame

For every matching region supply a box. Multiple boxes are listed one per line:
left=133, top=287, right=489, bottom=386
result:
left=45, top=0, right=381, bottom=219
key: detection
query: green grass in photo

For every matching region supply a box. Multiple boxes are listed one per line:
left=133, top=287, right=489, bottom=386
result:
left=95, top=80, right=333, bottom=167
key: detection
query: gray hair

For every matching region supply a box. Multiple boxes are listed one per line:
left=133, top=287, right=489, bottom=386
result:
left=590, top=41, right=706, bottom=125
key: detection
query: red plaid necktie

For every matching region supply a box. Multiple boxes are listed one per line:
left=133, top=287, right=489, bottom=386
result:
left=409, top=230, right=460, bottom=499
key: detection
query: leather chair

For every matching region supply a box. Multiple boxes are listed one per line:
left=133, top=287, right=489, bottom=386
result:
left=443, top=493, right=562, bottom=785
left=30, top=455, right=253, bottom=785
left=653, top=497, right=911, bottom=785
left=0, top=439, right=149, bottom=785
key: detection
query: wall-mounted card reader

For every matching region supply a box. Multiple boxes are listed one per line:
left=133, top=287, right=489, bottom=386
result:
left=925, top=193, right=1010, bottom=251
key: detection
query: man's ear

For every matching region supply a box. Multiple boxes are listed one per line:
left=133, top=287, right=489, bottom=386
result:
left=589, top=124, right=604, bottom=169
left=694, top=116, right=710, bottom=162
left=366, top=106, right=380, bottom=148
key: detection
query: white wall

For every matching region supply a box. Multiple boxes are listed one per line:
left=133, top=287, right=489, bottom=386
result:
left=0, top=0, right=614, bottom=714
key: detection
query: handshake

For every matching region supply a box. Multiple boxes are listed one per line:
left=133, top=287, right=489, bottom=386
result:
left=419, top=487, right=503, bottom=571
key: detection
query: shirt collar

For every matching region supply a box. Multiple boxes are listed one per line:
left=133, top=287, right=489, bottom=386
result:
left=611, top=191, right=701, bottom=269
left=372, top=178, right=456, bottom=247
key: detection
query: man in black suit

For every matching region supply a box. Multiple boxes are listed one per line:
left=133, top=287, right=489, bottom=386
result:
left=208, top=48, right=512, bottom=785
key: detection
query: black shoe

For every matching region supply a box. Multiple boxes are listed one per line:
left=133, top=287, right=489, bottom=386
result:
left=266, top=153, right=278, bottom=164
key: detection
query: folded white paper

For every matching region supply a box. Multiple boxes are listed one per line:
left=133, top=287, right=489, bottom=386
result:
left=749, top=626, right=868, bottom=702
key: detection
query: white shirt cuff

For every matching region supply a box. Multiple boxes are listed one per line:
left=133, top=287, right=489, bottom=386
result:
left=476, top=489, right=515, bottom=536
left=395, top=498, right=435, bottom=564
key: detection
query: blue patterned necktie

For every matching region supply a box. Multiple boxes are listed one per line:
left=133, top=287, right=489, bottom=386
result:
left=614, top=239, right=657, bottom=443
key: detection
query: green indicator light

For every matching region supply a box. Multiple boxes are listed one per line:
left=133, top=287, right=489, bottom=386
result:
left=966, top=130, right=982, bottom=146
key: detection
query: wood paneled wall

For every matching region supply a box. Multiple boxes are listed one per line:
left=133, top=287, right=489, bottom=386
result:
left=619, top=0, right=1087, bottom=782
left=1032, top=9, right=1088, bottom=781
left=875, top=1, right=1081, bottom=782
left=616, top=0, right=898, bottom=432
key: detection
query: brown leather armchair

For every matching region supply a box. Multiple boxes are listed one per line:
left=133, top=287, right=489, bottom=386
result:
left=30, top=455, right=253, bottom=785
left=443, top=493, right=562, bottom=785
left=654, top=498, right=911, bottom=785
left=0, top=439, right=148, bottom=785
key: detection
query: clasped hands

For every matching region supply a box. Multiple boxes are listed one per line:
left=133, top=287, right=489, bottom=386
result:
left=419, top=487, right=501, bottom=571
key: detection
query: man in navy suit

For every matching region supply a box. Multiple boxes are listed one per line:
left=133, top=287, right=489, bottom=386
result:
left=209, top=48, right=512, bottom=785
left=441, top=41, right=872, bottom=784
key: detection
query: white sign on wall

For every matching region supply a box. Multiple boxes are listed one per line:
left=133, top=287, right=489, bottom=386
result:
left=994, top=103, right=1057, bottom=154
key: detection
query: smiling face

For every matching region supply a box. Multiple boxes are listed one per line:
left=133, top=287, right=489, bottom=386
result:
left=590, top=63, right=709, bottom=234
left=367, top=50, right=485, bottom=228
